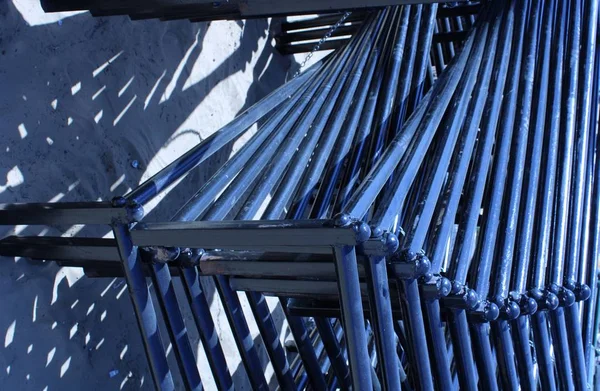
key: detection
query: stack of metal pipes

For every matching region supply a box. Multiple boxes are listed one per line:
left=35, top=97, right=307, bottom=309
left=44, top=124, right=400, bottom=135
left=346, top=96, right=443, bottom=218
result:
left=1, top=0, right=600, bottom=390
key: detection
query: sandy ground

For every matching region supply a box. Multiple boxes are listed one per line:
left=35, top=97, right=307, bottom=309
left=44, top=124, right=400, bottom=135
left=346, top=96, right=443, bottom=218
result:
left=0, top=0, right=317, bottom=389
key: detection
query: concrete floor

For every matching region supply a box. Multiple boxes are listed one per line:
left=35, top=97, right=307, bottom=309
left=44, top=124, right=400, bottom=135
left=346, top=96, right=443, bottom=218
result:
left=0, top=0, right=304, bottom=389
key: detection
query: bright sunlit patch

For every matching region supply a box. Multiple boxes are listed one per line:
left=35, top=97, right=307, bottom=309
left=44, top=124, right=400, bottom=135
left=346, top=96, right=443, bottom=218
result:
left=93, top=51, right=124, bottom=78
left=51, top=322, right=57, bottom=330
left=68, top=181, right=80, bottom=192
left=144, top=70, right=167, bottom=109
left=60, top=357, right=71, bottom=378
left=95, top=338, right=105, bottom=350
left=87, top=303, right=95, bottom=316
left=48, top=192, right=65, bottom=203
left=69, top=323, right=78, bottom=339
left=85, top=333, right=91, bottom=346
left=46, top=347, right=56, bottom=367
left=11, top=0, right=86, bottom=26
left=5, top=366, right=9, bottom=375
left=46, top=137, right=54, bottom=145
left=100, top=278, right=117, bottom=297
left=100, top=310, right=107, bottom=322
left=118, top=76, right=135, bottom=97
left=51, top=267, right=84, bottom=305
left=161, top=30, right=202, bottom=102
left=4, top=320, right=16, bottom=348
left=26, top=374, right=30, bottom=381
left=71, top=299, right=79, bottom=309
left=116, top=283, right=127, bottom=300
left=32, top=295, right=38, bottom=322
left=1, top=166, right=25, bottom=193
left=120, top=345, right=128, bottom=360
left=27, top=344, right=33, bottom=354
left=113, top=95, right=137, bottom=126
left=18, top=123, right=27, bottom=139
left=67, top=117, right=73, bottom=126
left=71, top=82, right=81, bottom=95
left=110, top=174, right=126, bottom=192
left=92, top=85, right=107, bottom=101
left=94, top=110, right=103, bottom=124
left=51, top=99, right=58, bottom=110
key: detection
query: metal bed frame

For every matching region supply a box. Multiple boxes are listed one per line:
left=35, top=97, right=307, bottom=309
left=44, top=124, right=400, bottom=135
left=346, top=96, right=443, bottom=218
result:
left=1, top=0, right=600, bottom=390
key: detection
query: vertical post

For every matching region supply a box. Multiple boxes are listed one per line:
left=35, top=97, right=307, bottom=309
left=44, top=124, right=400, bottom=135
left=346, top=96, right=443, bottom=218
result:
left=333, top=245, right=373, bottom=390
left=180, top=266, right=234, bottom=391
left=364, top=255, right=401, bottom=391
left=113, top=223, right=175, bottom=391
left=314, top=317, right=351, bottom=389
left=148, top=260, right=203, bottom=391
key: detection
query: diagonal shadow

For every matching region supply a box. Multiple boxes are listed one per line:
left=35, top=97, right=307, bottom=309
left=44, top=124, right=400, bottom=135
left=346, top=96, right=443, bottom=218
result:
left=0, top=1, right=295, bottom=389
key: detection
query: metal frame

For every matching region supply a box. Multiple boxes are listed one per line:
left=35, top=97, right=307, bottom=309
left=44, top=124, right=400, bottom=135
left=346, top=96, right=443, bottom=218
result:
left=1, top=1, right=599, bottom=390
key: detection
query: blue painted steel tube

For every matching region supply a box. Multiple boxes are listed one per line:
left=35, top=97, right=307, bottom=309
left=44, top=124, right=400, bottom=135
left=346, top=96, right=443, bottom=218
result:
left=180, top=267, right=234, bottom=391
left=169, top=23, right=368, bottom=389
left=447, top=310, right=477, bottom=390
left=333, top=245, right=373, bottom=390
left=364, top=255, right=401, bottom=391
left=113, top=224, right=175, bottom=391
left=547, top=0, right=582, bottom=387
left=149, top=261, right=203, bottom=391
left=124, top=61, right=322, bottom=207
left=584, top=10, right=600, bottom=384
left=313, top=317, right=351, bottom=389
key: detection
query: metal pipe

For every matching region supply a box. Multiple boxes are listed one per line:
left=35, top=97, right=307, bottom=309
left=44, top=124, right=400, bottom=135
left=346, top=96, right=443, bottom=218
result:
left=113, top=224, right=175, bottom=391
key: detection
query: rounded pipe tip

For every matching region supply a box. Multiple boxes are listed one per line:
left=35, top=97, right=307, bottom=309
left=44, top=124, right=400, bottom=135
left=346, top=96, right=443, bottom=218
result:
left=559, top=288, right=576, bottom=307
left=544, top=292, right=559, bottom=311
left=370, top=226, right=384, bottom=238
left=111, top=196, right=127, bottom=207
left=519, top=296, right=538, bottom=315
left=437, top=277, right=452, bottom=297
left=465, top=288, right=479, bottom=310
left=127, top=203, right=145, bottom=222
left=451, top=281, right=463, bottom=295
left=575, top=283, right=591, bottom=301
left=484, top=302, right=500, bottom=321
left=383, top=233, right=399, bottom=253
left=333, top=213, right=352, bottom=227
left=415, top=255, right=431, bottom=277
left=352, top=221, right=371, bottom=242
left=503, top=300, right=521, bottom=320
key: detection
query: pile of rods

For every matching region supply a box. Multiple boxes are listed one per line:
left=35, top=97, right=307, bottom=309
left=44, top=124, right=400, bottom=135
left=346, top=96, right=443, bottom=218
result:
left=1, top=0, right=600, bottom=390
left=275, top=2, right=478, bottom=55
left=129, top=0, right=600, bottom=388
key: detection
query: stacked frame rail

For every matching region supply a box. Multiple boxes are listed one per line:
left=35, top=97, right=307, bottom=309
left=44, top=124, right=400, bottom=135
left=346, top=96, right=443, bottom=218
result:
left=1, top=1, right=600, bottom=390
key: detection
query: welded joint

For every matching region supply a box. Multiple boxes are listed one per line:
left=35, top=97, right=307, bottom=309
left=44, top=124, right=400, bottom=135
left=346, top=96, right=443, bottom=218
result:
left=111, top=196, right=145, bottom=224
left=359, top=226, right=399, bottom=256
left=492, top=295, right=521, bottom=321
left=178, top=248, right=204, bottom=268
left=467, top=300, right=500, bottom=322
left=333, top=213, right=372, bottom=243
left=389, top=248, right=432, bottom=279
left=440, top=281, right=479, bottom=310
left=420, top=275, right=452, bottom=300
left=140, top=246, right=181, bottom=264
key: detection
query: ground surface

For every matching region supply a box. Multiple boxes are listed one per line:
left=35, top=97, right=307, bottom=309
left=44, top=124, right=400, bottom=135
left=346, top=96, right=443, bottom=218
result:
left=0, top=1, right=308, bottom=389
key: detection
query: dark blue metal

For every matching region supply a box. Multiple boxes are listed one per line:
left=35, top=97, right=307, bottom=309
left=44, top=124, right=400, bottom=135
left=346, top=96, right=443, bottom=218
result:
left=113, top=224, right=175, bottom=391
left=148, top=260, right=203, bottom=391
left=333, top=245, right=373, bottom=390
left=180, top=266, right=234, bottom=391
left=364, top=255, right=401, bottom=391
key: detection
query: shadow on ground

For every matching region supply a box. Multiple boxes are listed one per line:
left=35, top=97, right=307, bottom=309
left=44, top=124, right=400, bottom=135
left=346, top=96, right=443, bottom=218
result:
left=0, top=1, right=295, bottom=389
